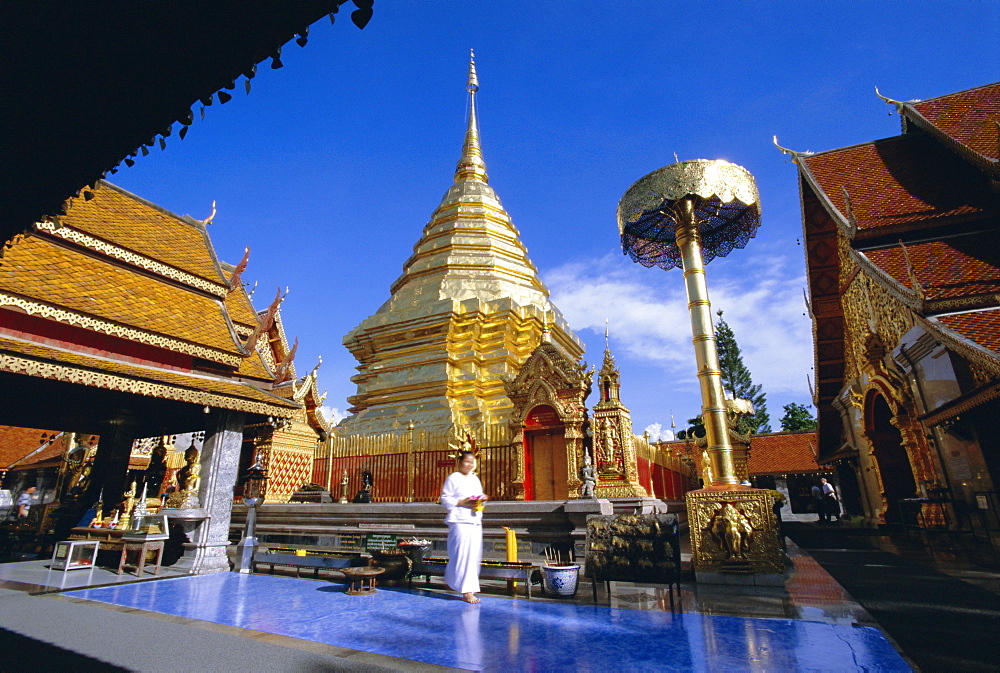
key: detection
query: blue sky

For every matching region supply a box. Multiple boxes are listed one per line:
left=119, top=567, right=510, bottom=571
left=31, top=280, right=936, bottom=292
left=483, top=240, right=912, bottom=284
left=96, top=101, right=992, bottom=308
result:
left=108, top=2, right=999, bottom=438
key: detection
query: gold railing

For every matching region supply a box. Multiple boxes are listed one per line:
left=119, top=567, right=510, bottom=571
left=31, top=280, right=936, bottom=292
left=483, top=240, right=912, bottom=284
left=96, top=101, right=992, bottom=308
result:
left=320, top=423, right=517, bottom=502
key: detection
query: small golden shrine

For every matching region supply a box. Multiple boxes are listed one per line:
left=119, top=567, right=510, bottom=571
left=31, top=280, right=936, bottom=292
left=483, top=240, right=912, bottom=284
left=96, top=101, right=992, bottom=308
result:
left=589, top=342, right=648, bottom=498
left=505, top=340, right=592, bottom=501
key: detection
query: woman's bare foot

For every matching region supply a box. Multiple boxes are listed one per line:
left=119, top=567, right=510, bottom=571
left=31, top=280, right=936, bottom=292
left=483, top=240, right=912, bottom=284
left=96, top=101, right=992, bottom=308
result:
left=462, top=592, right=480, bottom=604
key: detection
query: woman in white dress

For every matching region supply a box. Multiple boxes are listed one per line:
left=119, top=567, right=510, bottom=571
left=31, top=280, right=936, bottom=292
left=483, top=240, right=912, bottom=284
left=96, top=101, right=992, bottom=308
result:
left=440, top=451, right=488, bottom=603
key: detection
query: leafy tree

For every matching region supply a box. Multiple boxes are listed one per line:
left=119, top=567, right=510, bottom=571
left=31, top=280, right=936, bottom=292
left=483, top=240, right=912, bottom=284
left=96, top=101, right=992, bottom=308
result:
left=780, top=403, right=817, bottom=431
left=715, top=311, right=770, bottom=435
left=676, top=415, right=705, bottom=440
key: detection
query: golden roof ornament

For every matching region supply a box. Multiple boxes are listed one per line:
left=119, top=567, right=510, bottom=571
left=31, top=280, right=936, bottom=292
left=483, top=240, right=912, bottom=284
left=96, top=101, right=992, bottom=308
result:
left=617, top=159, right=760, bottom=270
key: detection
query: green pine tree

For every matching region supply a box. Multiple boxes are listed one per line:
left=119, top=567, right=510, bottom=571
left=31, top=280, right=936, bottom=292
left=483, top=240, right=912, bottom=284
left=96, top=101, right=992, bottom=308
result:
left=715, top=311, right=770, bottom=435
left=780, top=403, right=817, bottom=431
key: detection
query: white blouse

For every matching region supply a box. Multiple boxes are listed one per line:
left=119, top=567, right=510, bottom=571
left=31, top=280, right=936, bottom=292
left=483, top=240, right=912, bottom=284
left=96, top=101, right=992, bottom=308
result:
left=440, top=471, right=485, bottom=525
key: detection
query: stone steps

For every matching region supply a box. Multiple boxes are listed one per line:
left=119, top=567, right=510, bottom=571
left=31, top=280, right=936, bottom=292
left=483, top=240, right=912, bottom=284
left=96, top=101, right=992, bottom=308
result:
left=230, top=498, right=686, bottom=562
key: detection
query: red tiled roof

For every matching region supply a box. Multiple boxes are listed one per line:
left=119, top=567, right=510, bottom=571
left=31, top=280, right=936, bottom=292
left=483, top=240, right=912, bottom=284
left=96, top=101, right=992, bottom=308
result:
left=13, top=437, right=68, bottom=468
left=935, top=309, right=1000, bottom=357
left=863, top=230, right=1000, bottom=302
left=0, top=426, right=62, bottom=469
left=909, top=83, right=1000, bottom=163
left=802, top=133, right=1000, bottom=233
left=747, top=431, right=820, bottom=475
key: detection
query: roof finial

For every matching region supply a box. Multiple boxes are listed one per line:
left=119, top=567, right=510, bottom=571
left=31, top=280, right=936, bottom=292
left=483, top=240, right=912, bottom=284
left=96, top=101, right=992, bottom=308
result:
left=467, top=49, right=479, bottom=93
left=454, top=49, right=488, bottom=183
left=604, top=318, right=610, bottom=351
left=875, top=86, right=907, bottom=114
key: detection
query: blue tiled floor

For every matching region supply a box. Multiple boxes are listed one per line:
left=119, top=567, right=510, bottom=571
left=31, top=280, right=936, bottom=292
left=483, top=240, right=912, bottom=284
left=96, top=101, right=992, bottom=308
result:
left=68, top=573, right=909, bottom=672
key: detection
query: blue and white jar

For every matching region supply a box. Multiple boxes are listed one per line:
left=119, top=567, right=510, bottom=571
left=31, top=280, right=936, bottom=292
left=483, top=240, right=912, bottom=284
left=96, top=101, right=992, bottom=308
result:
left=541, top=564, right=580, bottom=597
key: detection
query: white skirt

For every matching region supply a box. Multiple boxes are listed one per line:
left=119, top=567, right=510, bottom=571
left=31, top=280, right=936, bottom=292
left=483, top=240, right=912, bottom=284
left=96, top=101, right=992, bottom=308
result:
left=445, top=522, right=482, bottom=594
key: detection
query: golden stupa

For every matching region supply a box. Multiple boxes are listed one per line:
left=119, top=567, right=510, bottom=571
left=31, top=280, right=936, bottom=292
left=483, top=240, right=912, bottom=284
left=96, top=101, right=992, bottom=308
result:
left=338, top=53, right=584, bottom=436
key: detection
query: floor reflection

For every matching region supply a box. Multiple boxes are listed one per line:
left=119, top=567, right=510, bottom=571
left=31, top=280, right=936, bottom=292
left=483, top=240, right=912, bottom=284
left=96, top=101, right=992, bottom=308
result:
left=68, top=573, right=910, bottom=671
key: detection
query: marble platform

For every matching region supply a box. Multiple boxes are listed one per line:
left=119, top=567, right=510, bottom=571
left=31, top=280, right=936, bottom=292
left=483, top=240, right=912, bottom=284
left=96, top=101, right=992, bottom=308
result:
left=64, top=568, right=909, bottom=671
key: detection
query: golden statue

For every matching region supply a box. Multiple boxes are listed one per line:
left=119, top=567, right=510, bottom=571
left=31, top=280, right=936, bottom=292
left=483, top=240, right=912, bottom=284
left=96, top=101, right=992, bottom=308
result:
left=709, top=502, right=753, bottom=561
left=166, top=446, right=201, bottom=509
left=118, top=480, right=137, bottom=530
left=338, top=469, right=349, bottom=504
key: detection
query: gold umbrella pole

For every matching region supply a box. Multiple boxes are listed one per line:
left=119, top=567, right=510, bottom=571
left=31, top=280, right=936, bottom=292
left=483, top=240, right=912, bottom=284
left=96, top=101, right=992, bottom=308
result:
left=618, top=159, right=783, bottom=575
left=673, top=197, right=738, bottom=487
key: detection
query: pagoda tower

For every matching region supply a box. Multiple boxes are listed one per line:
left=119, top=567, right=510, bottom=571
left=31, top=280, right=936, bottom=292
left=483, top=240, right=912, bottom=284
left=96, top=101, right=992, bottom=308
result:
left=339, top=54, right=584, bottom=436
left=590, top=334, right=648, bottom=497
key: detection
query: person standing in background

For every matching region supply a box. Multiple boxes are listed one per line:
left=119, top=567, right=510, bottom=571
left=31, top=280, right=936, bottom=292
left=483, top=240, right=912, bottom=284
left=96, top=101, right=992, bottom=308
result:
left=821, top=477, right=840, bottom=523
left=16, top=486, right=37, bottom=518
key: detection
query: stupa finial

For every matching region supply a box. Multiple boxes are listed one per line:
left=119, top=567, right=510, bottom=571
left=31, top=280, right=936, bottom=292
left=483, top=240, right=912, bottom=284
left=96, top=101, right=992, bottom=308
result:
left=454, top=49, right=488, bottom=183
left=467, top=49, right=479, bottom=93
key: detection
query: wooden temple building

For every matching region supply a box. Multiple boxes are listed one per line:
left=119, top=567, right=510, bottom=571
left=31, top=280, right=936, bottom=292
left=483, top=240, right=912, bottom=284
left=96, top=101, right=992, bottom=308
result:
left=785, top=81, right=1000, bottom=530
left=2, top=4, right=359, bottom=563
left=316, top=57, right=691, bottom=503
left=0, top=181, right=324, bottom=568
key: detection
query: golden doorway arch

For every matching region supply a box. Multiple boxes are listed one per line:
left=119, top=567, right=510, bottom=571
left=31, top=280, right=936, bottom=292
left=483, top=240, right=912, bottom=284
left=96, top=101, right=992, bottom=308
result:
left=525, top=405, right=568, bottom=501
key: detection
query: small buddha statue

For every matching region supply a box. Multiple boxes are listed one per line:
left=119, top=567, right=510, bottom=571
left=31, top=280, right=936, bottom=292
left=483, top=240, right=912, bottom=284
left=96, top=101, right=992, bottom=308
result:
left=166, top=446, right=201, bottom=509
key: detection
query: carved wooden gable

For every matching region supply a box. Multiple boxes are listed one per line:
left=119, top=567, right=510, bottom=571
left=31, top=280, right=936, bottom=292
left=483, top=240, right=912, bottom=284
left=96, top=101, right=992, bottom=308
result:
left=506, top=341, right=591, bottom=424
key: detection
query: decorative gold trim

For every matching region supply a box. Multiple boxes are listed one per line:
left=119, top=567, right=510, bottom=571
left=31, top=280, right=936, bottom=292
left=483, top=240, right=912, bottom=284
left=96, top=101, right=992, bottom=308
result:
left=685, top=488, right=783, bottom=574
left=0, top=352, right=296, bottom=418
left=617, top=159, right=760, bottom=232
left=0, top=292, right=241, bottom=366
left=921, top=314, right=1000, bottom=381
left=35, top=221, right=228, bottom=297
left=927, top=293, right=1000, bottom=314
left=921, top=380, right=1000, bottom=426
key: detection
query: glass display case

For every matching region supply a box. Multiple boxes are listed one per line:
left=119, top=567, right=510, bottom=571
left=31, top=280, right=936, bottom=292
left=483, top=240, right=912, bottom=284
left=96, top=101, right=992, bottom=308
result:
left=121, top=512, right=169, bottom=541
left=51, top=539, right=100, bottom=571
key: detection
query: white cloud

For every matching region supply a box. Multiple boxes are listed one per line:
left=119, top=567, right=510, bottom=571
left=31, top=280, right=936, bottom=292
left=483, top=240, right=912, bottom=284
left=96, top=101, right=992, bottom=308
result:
left=320, top=405, right=350, bottom=426
left=643, top=423, right=675, bottom=442
left=546, top=248, right=813, bottom=406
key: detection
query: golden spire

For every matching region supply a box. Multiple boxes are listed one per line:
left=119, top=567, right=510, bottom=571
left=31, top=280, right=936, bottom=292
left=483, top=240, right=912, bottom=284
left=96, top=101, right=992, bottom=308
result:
left=454, top=49, right=489, bottom=183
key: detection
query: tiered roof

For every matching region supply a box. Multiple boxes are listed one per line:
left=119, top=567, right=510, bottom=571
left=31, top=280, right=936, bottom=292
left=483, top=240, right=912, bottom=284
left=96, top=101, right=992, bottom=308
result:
left=0, top=181, right=299, bottom=421
left=793, top=81, right=1000, bottom=460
